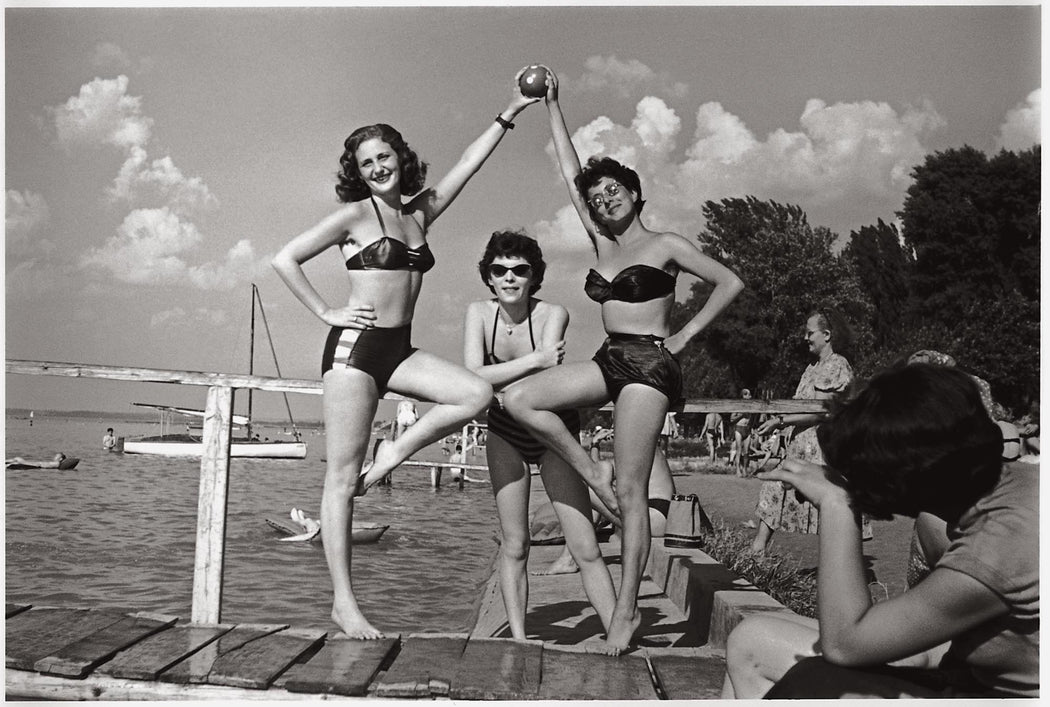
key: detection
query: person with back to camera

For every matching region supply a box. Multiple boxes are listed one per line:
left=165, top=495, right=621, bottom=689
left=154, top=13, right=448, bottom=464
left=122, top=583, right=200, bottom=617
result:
left=463, top=229, right=617, bottom=640
left=272, top=71, right=539, bottom=638
left=501, top=67, right=744, bottom=654
left=748, top=308, right=862, bottom=556
left=721, top=364, right=1038, bottom=698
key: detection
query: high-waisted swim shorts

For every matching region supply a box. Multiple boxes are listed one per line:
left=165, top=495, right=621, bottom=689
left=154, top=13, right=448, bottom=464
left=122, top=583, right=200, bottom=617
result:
left=321, top=324, right=416, bottom=395
left=592, top=333, right=683, bottom=406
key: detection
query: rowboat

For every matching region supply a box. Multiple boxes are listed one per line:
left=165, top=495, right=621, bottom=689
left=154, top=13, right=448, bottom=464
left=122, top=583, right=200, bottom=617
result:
left=265, top=516, right=389, bottom=544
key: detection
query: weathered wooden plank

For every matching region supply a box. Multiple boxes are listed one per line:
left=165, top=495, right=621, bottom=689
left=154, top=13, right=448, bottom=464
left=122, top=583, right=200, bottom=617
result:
left=6, top=608, right=126, bottom=670
left=448, top=638, right=543, bottom=700
left=650, top=653, right=726, bottom=700
left=191, top=385, right=233, bottom=624
left=34, top=611, right=178, bottom=678
left=99, top=622, right=235, bottom=681
left=6, top=603, right=31, bottom=618
left=207, top=627, right=327, bottom=689
left=275, top=635, right=399, bottom=696
left=158, top=624, right=288, bottom=684
left=373, top=633, right=468, bottom=698
left=538, top=648, right=657, bottom=700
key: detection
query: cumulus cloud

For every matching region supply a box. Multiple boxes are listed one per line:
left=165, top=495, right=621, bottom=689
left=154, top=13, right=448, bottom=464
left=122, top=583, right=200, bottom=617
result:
left=995, top=89, right=1040, bottom=151
left=109, top=146, right=218, bottom=213
left=575, top=55, right=689, bottom=101
left=6, top=190, right=53, bottom=254
left=80, top=207, right=270, bottom=290
left=50, top=75, right=152, bottom=151
left=535, top=93, right=945, bottom=252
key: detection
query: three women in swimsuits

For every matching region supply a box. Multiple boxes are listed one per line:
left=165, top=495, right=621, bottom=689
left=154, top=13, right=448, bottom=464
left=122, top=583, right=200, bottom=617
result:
left=463, top=230, right=616, bottom=640
left=272, top=71, right=539, bottom=639
left=501, top=68, right=744, bottom=653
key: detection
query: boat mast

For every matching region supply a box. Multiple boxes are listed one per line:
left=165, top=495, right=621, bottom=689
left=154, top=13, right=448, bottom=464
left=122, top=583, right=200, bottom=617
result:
left=247, top=283, right=256, bottom=441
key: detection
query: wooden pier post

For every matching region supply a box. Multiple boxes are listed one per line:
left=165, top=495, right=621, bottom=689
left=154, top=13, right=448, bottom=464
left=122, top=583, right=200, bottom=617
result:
left=191, top=385, right=234, bottom=624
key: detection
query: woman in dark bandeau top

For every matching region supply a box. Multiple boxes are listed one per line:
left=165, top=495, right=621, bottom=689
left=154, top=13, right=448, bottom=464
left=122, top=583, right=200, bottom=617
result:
left=502, top=68, right=744, bottom=654
left=272, top=72, right=538, bottom=640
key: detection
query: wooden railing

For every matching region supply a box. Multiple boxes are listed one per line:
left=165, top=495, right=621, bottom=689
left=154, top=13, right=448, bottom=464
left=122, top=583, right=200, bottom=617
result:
left=6, top=358, right=824, bottom=624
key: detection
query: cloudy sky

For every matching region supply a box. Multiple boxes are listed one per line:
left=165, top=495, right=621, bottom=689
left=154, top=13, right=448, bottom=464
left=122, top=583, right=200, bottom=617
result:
left=5, top=5, right=1040, bottom=421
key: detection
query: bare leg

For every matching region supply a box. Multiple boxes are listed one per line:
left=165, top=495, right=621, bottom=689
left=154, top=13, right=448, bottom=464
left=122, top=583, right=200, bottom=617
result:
left=539, top=449, right=616, bottom=633
left=486, top=433, right=533, bottom=640
left=358, top=351, right=492, bottom=491
left=750, top=520, right=775, bottom=556
left=502, top=362, right=619, bottom=515
left=321, top=369, right=384, bottom=639
left=601, top=384, right=667, bottom=655
left=722, top=613, right=820, bottom=698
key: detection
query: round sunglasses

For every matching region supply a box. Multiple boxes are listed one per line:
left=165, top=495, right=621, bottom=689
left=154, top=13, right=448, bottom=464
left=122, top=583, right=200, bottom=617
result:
left=489, top=264, right=532, bottom=278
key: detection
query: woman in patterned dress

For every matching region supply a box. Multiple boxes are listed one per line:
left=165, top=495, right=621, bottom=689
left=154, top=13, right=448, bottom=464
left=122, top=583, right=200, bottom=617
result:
left=748, top=309, right=855, bottom=555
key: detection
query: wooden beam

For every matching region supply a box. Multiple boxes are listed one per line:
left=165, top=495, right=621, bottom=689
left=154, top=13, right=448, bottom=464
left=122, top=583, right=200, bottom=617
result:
left=191, top=386, right=234, bottom=624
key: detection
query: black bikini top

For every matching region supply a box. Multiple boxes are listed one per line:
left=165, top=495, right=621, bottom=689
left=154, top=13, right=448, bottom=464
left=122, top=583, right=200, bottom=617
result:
left=484, top=301, right=535, bottom=365
left=585, top=264, right=675, bottom=304
left=345, top=197, right=435, bottom=273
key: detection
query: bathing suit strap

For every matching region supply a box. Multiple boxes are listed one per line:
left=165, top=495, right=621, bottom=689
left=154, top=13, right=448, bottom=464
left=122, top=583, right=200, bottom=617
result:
left=488, top=300, right=534, bottom=361
left=369, top=196, right=388, bottom=237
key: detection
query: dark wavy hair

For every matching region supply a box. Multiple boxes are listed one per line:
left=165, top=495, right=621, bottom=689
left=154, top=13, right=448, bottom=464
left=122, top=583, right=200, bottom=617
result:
left=335, top=124, right=428, bottom=203
left=818, top=364, right=1003, bottom=521
left=477, top=230, right=546, bottom=295
left=809, top=308, right=854, bottom=360
left=574, top=156, right=646, bottom=230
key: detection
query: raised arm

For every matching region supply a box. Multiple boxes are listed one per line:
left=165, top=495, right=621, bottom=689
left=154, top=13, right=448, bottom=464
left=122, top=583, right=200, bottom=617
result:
left=544, top=70, right=601, bottom=245
left=662, top=233, right=744, bottom=355
left=412, top=72, right=539, bottom=229
left=463, top=301, right=567, bottom=390
left=271, top=204, right=375, bottom=329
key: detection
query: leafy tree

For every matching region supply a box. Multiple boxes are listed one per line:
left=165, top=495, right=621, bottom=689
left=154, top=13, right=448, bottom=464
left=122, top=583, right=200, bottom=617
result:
left=841, top=219, right=913, bottom=350
left=677, top=196, right=873, bottom=398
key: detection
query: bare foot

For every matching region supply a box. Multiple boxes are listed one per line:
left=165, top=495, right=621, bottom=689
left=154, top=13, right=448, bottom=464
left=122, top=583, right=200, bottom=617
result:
left=530, top=553, right=579, bottom=576
left=586, top=460, right=620, bottom=519
left=356, top=440, right=395, bottom=495
left=332, top=605, right=384, bottom=640
left=601, top=608, right=642, bottom=655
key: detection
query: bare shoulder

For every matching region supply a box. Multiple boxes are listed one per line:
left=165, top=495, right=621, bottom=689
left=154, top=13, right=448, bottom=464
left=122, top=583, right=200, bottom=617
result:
left=533, top=298, right=568, bottom=320
left=465, top=299, right=494, bottom=320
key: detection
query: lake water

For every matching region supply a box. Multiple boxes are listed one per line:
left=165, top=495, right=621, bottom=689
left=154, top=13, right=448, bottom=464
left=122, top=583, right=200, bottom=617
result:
left=5, top=414, right=499, bottom=635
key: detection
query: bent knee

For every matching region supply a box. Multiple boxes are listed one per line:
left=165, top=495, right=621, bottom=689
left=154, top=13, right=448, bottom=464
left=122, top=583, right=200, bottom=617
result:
left=500, top=535, right=530, bottom=563
left=463, top=378, right=494, bottom=414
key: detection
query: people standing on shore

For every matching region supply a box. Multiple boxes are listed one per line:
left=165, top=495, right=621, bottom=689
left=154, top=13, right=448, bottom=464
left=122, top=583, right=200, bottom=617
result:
left=748, top=309, right=859, bottom=556
left=701, top=411, right=724, bottom=462
left=728, top=389, right=754, bottom=475
left=463, top=230, right=616, bottom=639
left=501, top=67, right=744, bottom=653
left=722, top=364, right=1038, bottom=698
left=272, top=73, right=539, bottom=638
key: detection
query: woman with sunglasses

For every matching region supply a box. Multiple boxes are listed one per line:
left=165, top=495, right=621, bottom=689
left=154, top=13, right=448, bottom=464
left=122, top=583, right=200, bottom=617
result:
left=464, top=230, right=616, bottom=640
left=502, top=68, right=744, bottom=653
left=272, top=73, right=538, bottom=639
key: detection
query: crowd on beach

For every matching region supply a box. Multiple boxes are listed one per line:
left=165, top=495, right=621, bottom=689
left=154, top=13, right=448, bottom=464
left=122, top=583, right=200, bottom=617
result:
left=269, top=65, right=1039, bottom=697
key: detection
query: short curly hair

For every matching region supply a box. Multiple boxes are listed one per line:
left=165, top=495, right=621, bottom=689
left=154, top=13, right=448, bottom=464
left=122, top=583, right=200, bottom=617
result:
left=477, top=230, right=546, bottom=295
left=818, top=364, right=1003, bottom=521
left=808, top=308, right=854, bottom=360
left=335, top=124, right=428, bottom=203
left=574, top=157, right=646, bottom=231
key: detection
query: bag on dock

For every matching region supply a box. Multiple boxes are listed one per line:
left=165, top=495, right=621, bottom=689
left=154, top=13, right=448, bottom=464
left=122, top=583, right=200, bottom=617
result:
left=663, top=493, right=714, bottom=548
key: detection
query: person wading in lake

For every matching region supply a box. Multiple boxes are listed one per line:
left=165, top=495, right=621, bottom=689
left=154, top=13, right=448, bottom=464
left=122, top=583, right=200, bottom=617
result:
left=273, top=71, right=538, bottom=638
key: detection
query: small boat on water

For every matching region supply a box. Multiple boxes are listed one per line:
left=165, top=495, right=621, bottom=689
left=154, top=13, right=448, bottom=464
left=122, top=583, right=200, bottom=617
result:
left=265, top=515, right=389, bottom=544
left=6, top=456, right=80, bottom=470
left=122, top=285, right=308, bottom=460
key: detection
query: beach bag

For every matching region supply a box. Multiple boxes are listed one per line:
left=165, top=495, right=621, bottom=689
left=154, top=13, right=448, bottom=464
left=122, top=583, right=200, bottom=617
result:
left=664, top=494, right=714, bottom=548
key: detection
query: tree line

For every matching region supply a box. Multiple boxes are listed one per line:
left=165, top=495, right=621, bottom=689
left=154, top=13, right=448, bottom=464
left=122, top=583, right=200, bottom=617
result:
left=673, top=144, right=1040, bottom=417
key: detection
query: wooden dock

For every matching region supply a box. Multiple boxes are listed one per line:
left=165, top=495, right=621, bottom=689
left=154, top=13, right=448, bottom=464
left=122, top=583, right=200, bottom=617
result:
left=6, top=601, right=717, bottom=700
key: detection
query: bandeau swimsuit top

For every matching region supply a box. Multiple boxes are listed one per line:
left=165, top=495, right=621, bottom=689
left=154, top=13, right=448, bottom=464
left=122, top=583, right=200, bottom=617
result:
left=345, top=197, right=435, bottom=273
left=585, top=264, right=675, bottom=304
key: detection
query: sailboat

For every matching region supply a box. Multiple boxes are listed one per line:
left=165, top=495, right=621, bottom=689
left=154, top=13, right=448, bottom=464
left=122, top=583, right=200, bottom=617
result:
left=122, top=285, right=308, bottom=459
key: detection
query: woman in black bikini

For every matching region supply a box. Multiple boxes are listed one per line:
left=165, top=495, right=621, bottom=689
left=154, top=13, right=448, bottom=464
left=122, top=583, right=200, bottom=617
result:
left=463, top=230, right=615, bottom=640
left=272, top=74, right=537, bottom=639
left=502, top=68, right=744, bottom=653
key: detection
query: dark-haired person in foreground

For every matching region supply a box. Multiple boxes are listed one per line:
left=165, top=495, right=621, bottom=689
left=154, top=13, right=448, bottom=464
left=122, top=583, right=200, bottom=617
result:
left=272, top=73, right=538, bottom=639
left=721, top=364, right=1038, bottom=698
left=503, top=67, right=743, bottom=653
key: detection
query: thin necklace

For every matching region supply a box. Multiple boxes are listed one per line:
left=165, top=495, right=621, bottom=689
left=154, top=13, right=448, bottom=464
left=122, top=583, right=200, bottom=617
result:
left=498, top=303, right=527, bottom=335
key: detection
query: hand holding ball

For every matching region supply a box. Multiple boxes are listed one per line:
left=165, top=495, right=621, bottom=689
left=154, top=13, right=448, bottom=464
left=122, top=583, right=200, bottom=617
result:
left=518, top=65, right=549, bottom=98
